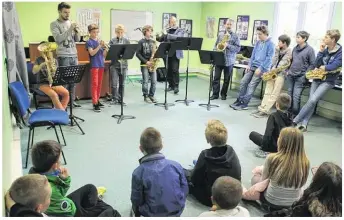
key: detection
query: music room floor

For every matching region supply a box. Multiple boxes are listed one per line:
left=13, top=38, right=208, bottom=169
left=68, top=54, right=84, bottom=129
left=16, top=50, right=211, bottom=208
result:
left=21, top=76, right=342, bottom=217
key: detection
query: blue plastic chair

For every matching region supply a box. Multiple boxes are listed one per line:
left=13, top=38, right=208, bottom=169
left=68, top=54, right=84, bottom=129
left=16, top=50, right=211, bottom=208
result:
left=8, top=81, right=68, bottom=168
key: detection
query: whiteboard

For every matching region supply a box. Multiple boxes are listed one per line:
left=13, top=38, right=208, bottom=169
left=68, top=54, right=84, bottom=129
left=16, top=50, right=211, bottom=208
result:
left=110, top=9, right=153, bottom=41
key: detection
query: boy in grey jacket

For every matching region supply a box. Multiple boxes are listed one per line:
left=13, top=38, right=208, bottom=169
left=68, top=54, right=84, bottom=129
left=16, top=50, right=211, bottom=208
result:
left=108, top=24, right=130, bottom=104
left=286, top=31, right=315, bottom=116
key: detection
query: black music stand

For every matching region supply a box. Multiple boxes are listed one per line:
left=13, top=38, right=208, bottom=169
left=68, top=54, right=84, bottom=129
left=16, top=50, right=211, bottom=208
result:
left=54, top=65, right=87, bottom=134
left=175, top=37, right=203, bottom=106
left=154, top=41, right=182, bottom=110
left=198, top=50, right=225, bottom=111
left=106, top=43, right=138, bottom=124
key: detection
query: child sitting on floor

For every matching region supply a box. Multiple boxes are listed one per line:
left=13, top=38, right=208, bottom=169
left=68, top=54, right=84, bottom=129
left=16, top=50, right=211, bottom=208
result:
left=131, top=127, right=188, bottom=217
left=5, top=174, right=52, bottom=217
left=249, top=93, right=293, bottom=158
left=184, top=119, right=241, bottom=207
left=29, top=140, right=121, bottom=217
left=199, top=176, right=250, bottom=217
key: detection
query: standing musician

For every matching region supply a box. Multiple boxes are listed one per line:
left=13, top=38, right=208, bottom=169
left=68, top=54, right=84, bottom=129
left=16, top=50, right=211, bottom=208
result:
left=211, top=18, right=241, bottom=100
left=156, top=16, right=184, bottom=94
left=108, top=24, right=130, bottom=105
left=50, top=2, right=81, bottom=107
left=136, top=25, right=158, bottom=103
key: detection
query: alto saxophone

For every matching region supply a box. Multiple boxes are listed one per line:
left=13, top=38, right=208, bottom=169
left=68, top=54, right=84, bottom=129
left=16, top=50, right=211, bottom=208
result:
left=262, top=60, right=291, bottom=81
left=216, top=31, right=230, bottom=51
left=148, top=40, right=160, bottom=72
left=38, top=42, right=58, bottom=85
left=306, top=67, right=342, bottom=81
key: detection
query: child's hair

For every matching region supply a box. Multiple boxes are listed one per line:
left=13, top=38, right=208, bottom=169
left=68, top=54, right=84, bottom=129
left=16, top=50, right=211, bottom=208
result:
left=268, top=127, right=310, bottom=188
left=142, top=25, right=153, bottom=36
left=256, top=25, right=269, bottom=36
left=278, top=34, right=291, bottom=47
left=292, top=162, right=342, bottom=216
left=115, top=24, right=125, bottom=33
left=276, top=93, right=291, bottom=111
left=57, top=2, right=70, bottom=11
left=9, top=174, right=51, bottom=210
left=31, top=140, right=61, bottom=173
left=212, top=176, right=242, bottom=210
left=326, top=29, right=341, bottom=43
left=88, top=24, right=99, bottom=32
left=297, top=31, right=310, bottom=42
left=205, top=120, right=228, bottom=147
left=140, top=127, right=163, bottom=154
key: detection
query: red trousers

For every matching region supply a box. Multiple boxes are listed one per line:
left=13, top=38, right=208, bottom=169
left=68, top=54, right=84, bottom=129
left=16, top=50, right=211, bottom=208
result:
left=91, top=68, right=104, bottom=104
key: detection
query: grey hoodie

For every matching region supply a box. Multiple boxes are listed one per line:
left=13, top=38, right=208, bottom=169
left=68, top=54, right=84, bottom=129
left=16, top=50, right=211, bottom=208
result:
left=288, top=43, right=316, bottom=76
left=50, top=19, right=80, bottom=57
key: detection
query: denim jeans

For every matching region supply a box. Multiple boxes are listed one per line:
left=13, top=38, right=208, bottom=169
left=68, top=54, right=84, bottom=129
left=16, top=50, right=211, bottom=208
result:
left=293, top=80, right=334, bottom=127
left=57, top=56, right=78, bottom=100
left=141, top=67, right=157, bottom=97
left=212, top=65, right=233, bottom=98
left=286, top=74, right=306, bottom=116
left=237, top=69, right=262, bottom=104
left=110, top=65, right=127, bottom=101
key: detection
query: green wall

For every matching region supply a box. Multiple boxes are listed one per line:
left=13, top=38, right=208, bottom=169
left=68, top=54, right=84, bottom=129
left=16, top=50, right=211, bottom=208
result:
left=15, top=2, right=203, bottom=71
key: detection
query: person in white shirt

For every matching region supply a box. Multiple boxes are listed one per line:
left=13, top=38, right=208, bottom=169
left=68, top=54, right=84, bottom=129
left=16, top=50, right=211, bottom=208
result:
left=199, top=176, right=250, bottom=217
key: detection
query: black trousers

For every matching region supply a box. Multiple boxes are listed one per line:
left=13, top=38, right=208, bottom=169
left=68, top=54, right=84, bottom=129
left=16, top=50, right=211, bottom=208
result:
left=249, top=131, right=263, bottom=148
left=164, top=54, right=180, bottom=89
left=67, top=184, right=121, bottom=217
left=212, top=64, right=233, bottom=97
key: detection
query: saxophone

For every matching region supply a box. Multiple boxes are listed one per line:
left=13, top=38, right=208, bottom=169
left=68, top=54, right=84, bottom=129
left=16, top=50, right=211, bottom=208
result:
left=147, top=40, right=160, bottom=72
left=38, top=42, right=58, bottom=85
left=216, top=31, right=230, bottom=51
left=262, top=60, right=291, bottom=81
left=306, top=67, right=342, bottom=81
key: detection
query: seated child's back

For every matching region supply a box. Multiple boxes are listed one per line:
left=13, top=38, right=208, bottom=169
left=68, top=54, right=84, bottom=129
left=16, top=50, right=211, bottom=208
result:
left=131, top=128, right=188, bottom=217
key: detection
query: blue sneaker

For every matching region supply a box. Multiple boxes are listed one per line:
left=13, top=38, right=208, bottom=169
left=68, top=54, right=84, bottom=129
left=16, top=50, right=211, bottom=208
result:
left=229, top=99, right=240, bottom=108
left=234, top=102, right=248, bottom=110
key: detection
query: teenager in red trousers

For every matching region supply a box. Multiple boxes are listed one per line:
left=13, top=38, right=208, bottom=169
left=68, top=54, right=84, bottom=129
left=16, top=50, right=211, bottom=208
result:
left=86, top=24, right=108, bottom=112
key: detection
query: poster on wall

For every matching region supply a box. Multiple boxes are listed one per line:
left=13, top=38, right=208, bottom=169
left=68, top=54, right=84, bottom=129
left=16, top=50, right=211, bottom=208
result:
left=76, top=8, right=102, bottom=36
left=217, top=18, right=228, bottom=35
left=236, top=15, right=249, bottom=40
left=162, top=13, right=177, bottom=30
left=206, top=17, right=216, bottom=38
left=252, top=20, right=268, bottom=45
left=179, top=19, right=192, bottom=37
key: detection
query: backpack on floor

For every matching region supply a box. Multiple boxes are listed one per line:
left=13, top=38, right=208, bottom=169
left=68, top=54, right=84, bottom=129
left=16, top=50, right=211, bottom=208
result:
left=156, top=67, right=166, bottom=82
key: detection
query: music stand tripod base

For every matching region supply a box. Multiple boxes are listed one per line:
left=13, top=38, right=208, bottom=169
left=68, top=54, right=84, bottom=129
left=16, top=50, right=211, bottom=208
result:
left=199, top=103, right=219, bottom=111
left=155, top=102, right=175, bottom=110
left=111, top=114, right=136, bottom=124
left=175, top=99, right=195, bottom=106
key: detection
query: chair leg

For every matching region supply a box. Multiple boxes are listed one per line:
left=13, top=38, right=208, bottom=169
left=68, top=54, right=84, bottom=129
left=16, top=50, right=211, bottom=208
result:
left=53, top=125, right=67, bottom=165
left=33, top=94, right=38, bottom=110
left=30, top=127, right=35, bottom=149
left=25, top=128, right=32, bottom=169
left=59, top=125, right=67, bottom=146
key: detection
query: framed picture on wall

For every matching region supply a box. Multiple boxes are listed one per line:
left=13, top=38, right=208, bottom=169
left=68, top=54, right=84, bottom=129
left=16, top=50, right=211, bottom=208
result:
left=179, top=19, right=192, bottom=37
left=252, top=20, right=268, bottom=45
left=217, top=18, right=228, bottom=35
left=236, top=15, right=250, bottom=40
left=162, top=13, right=177, bottom=30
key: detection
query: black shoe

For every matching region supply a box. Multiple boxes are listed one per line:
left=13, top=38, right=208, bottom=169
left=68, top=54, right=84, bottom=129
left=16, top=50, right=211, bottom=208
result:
left=210, top=95, right=219, bottom=100
left=174, top=88, right=179, bottom=94
left=167, top=87, right=174, bottom=92
left=73, top=101, right=81, bottom=108
left=93, top=104, right=101, bottom=112
left=107, top=97, right=113, bottom=102
left=221, top=96, right=226, bottom=100
left=97, top=101, right=105, bottom=108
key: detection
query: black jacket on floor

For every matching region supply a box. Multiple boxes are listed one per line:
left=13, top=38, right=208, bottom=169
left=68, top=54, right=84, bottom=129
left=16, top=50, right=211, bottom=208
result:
left=262, top=110, right=292, bottom=152
left=9, top=203, right=44, bottom=217
left=189, top=145, right=241, bottom=206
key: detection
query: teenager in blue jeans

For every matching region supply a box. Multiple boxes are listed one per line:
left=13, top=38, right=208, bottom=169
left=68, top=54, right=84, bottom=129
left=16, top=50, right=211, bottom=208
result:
left=293, top=29, right=342, bottom=132
left=230, top=25, right=274, bottom=110
left=286, top=31, right=316, bottom=117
